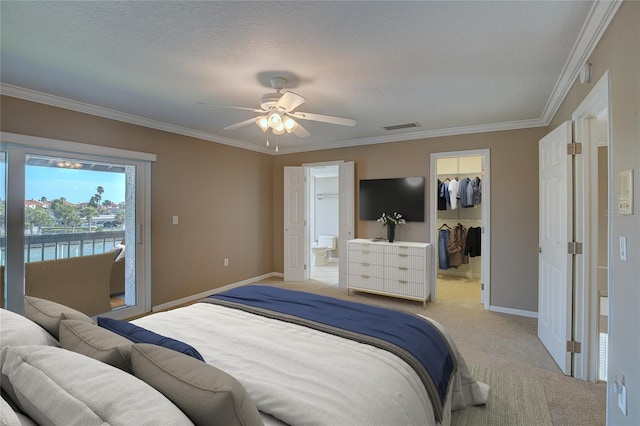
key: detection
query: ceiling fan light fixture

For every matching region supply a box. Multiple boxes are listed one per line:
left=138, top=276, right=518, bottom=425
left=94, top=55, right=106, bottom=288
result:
left=257, top=117, right=269, bottom=132
left=283, top=116, right=298, bottom=133
left=268, top=111, right=282, bottom=127
left=272, top=123, right=286, bottom=135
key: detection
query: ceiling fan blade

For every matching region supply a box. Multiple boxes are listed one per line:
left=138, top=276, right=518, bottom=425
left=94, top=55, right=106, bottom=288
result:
left=197, top=102, right=262, bottom=113
left=224, top=116, right=262, bottom=130
left=292, top=123, right=311, bottom=138
left=290, top=111, right=356, bottom=126
left=277, top=91, right=306, bottom=112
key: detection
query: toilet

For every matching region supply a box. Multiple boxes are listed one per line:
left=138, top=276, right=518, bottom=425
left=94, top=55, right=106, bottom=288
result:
left=311, top=235, right=337, bottom=266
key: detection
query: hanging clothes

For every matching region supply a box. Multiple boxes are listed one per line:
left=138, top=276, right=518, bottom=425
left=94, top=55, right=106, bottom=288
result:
left=458, top=177, right=473, bottom=208
left=448, top=178, right=459, bottom=210
left=447, top=223, right=468, bottom=267
left=438, top=228, right=451, bottom=269
left=464, top=226, right=482, bottom=257
left=437, top=179, right=447, bottom=210
left=472, top=177, right=482, bottom=205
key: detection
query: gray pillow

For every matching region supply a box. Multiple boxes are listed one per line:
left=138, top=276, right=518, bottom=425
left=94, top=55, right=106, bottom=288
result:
left=131, top=343, right=263, bottom=426
left=24, top=296, right=94, bottom=340
left=59, top=319, right=133, bottom=373
left=1, top=345, right=194, bottom=426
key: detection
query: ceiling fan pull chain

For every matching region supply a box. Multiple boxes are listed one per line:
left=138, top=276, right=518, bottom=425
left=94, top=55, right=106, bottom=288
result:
left=266, top=132, right=270, bottom=147
left=275, top=134, right=279, bottom=153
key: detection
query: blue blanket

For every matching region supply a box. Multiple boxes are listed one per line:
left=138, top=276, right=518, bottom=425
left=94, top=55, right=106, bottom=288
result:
left=205, top=285, right=455, bottom=422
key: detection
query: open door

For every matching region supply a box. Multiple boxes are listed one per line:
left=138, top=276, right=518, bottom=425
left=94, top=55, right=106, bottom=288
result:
left=538, top=121, right=573, bottom=375
left=284, top=167, right=308, bottom=281
left=338, top=161, right=355, bottom=288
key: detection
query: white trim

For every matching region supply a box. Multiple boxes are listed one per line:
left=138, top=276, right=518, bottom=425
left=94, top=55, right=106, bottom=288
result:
left=151, top=272, right=282, bottom=313
left=489, top=305, right=538, bottom=319
left=277, top=119, right=546, bottom=155
left=541, top=0, right=622, bottom=124
left=0, top=84, right=272, bottom=155
left=1, top=131, right=157, bottom=162
left=430, top=149, right=491, bottom=309
left=571, top=71, right=611, bottom=383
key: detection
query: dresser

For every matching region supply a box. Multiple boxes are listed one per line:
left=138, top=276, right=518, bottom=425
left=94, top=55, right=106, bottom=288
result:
left=347, top=239, right=432, bottom=306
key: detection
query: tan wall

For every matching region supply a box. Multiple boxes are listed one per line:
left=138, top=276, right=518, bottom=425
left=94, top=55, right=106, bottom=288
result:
left=274, top=127, right=548, bottom=312
left=549, top=2, right=639, bottom=424
left=0, top=96, right=274, bottom=306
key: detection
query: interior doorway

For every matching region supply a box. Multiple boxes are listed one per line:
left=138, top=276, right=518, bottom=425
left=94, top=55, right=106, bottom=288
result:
left=283, top=161, right=354, bottom=287
left=308, top=165, right=340, bottom=286
left=429, top=150, right=491, bottom=307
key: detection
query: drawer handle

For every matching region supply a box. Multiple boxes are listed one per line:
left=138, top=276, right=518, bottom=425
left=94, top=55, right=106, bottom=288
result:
left=362, top=262, right=370, bottom=266
left=398, top=267, right=408, bottom=271
left=399, top=245, right=409, bottom=249
left=399, top=280, right=408, bottom=284
left=363, top=250, right=370, bottom=254
left=398, top=253, right=409, bottom=257
left=362, top=275, right=370, bottom=279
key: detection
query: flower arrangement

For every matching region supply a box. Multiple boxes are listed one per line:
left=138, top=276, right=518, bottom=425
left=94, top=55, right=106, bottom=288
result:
left=377, top=212, right=406, bottom=227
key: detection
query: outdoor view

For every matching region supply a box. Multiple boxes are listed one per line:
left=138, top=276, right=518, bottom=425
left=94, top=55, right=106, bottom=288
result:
left=23, top=155, right=127, bottom=262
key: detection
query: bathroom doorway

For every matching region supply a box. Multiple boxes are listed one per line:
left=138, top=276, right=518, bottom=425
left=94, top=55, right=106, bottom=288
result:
left=308, top=165, right=340, bottom=285
left=283, top=161, right=354, bottom=287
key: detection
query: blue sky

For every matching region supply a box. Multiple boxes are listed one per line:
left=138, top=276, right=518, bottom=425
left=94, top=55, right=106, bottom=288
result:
left=25, top=166, right=126, bottom=204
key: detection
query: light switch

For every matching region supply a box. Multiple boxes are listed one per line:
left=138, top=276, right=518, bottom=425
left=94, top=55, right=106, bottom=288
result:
left=619, top=236, right=627, bottom=261
left=172, top=215, right=179, bottom=225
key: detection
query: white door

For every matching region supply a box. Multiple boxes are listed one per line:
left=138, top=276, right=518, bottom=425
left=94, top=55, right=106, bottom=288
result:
left=538, top=121, right=573, bottom=375
left=284, top=166, right=308, bottom=281
left=338, top=161, right=355, bottom=288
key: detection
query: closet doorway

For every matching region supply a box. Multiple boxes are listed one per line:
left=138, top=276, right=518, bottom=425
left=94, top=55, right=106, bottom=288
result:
left=429, top=150, right=490, bottom=308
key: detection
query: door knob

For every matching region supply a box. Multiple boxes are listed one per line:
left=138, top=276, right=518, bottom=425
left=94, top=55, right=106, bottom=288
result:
left=534, top=247, right=542, bottom=253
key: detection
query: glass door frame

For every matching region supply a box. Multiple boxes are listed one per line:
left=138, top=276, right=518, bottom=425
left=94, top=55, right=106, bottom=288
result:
left=1, top=132, right=154, bottom=319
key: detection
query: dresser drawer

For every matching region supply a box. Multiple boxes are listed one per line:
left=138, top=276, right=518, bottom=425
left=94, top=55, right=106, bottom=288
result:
left=384, top=245, right=424, bottom=257
left=384, top=279, right=425, bottom=299
left=348, top=262, right=384, bottom=278
left=384, top=266, right=425, bottom=284
left=384, top=253, right=425, bottom=270
left=348, top=248, right=384, bottom=264
left=348, top=274, right=385, bottom=292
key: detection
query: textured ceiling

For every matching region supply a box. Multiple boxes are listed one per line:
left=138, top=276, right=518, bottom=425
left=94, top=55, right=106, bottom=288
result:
left=1, top=1, right=606, bottom=154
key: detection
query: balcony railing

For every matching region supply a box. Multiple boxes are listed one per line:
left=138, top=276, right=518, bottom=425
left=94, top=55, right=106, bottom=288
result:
left=0, top=231, right=126, bottom=263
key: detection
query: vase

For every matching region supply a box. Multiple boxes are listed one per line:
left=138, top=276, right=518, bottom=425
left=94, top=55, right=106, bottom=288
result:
left=387, top=224, right=395, bottom=242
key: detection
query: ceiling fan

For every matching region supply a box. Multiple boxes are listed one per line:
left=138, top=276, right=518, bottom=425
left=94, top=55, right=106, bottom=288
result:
left=198, top=77, right=356, bottom=140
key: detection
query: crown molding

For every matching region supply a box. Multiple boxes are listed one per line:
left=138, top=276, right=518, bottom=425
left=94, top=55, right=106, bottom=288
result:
left=0, top=83, right=272, bottom=155
left=276, top=118, right=546, bottom=155
left=540, top=0, right=622, bottom=125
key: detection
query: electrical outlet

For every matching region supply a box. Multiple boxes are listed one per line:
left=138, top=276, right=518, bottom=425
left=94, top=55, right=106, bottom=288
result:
left=223, top=258, right=229, bottom=267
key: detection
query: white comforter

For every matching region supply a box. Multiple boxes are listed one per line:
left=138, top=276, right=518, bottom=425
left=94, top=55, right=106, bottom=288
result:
left=132, top=302, right=489, bottom=426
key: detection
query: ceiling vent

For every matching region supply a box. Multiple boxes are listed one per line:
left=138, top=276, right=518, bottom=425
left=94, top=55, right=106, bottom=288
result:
left=383, top=122, right=420, bottom=131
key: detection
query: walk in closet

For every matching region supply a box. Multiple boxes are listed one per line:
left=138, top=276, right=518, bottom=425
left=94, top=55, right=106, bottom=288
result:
left=430, top=151, right=490, bottom=307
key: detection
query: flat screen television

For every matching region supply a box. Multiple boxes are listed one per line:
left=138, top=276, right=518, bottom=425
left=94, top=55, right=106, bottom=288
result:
left=359, top=177, right=425, bottom=222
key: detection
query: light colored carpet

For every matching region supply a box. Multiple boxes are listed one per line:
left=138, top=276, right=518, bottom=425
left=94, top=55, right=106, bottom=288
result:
left=452, top=365, right=552, bottom=426
left=249, top=277, right=606, bottom=426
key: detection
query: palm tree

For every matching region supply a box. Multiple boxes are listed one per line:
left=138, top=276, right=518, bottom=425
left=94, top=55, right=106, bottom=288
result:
left=81, top=206, right=99, bottom=232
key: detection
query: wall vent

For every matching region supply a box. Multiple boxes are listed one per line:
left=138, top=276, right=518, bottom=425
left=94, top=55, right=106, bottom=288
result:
left=383, top=122, right=420, bottom=131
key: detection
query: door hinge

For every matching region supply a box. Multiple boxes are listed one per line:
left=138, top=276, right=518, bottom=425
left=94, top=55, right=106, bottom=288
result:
left=481, top=283, right=485, bottom=290
left=567, top=340, right=582, bottom=354
left=567, top=142, right=582, bottom=155
left=304, top=264, right=307, bottom=270
left=568, top=242, right=583, bottom=254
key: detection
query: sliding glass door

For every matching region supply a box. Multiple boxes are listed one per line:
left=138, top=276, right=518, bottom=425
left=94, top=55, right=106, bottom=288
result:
left=2, top=134, right=154, bottom=319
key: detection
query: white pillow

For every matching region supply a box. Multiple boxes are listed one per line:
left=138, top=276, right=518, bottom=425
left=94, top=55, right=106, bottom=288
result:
left=0, top=346, right=194, bottom=426
left=0, top=309, right=59, bottom=349
left=1, top=394, right=22, bottom=426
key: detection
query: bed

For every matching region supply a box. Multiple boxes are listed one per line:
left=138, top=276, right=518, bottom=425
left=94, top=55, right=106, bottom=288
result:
left=131, top=285, right=490, bottom=426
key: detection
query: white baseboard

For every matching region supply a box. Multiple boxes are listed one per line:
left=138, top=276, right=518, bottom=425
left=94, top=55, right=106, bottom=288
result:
left=489, top=305, right=538, bottom=318
left=151, top=272, right=281, bottom=313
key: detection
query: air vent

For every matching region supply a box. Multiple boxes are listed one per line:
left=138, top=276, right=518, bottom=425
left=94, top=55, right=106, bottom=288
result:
left=383, top=122, right=420, bottom=131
